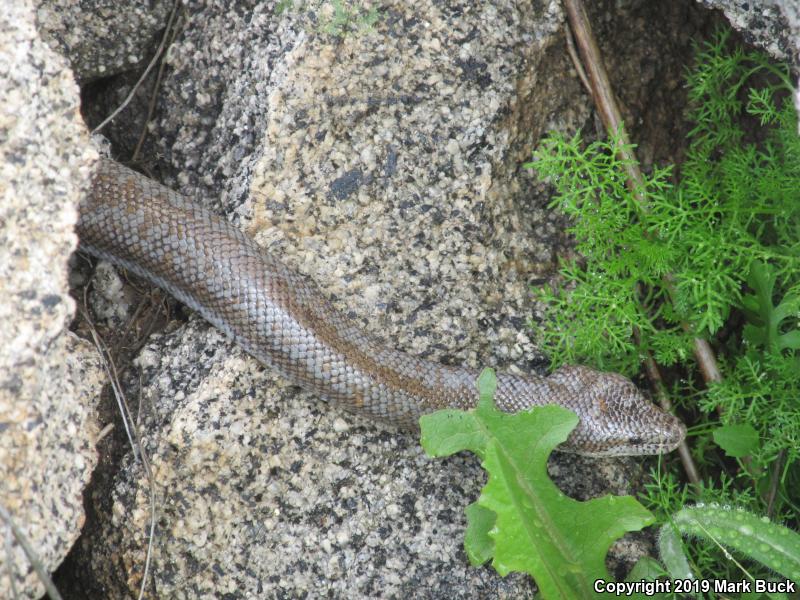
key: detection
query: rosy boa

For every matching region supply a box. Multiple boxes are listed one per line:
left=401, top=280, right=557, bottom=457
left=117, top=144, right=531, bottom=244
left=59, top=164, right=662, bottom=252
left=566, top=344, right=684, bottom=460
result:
left=77, top=158, right=685, bottom=456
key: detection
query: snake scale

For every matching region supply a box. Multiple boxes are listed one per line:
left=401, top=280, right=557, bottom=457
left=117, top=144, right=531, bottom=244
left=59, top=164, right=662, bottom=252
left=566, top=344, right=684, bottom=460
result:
left=76, top=158, right=685, bottom=456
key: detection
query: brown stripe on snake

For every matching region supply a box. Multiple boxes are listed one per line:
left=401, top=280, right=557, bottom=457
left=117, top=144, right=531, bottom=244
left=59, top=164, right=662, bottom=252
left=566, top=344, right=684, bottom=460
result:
left=76, top=158, right=686, bottom=456
left=254, top=254, right=455, bottom=408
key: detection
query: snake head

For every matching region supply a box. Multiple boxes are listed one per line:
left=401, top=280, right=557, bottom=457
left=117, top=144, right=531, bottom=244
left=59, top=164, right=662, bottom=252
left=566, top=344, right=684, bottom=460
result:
left=550, top=366, right=686, bottom=457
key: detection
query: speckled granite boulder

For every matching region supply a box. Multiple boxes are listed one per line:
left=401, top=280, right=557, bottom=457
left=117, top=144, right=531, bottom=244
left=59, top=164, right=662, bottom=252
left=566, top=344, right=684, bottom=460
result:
left=696, top=0, right=799, bottom=64
left=75, top=1, right=566, bottom=597
left=69, top=0, right=701, bottom=597
left=0, top=1, right=102, bottom=598
left=35, top=0, right=172, bottom=82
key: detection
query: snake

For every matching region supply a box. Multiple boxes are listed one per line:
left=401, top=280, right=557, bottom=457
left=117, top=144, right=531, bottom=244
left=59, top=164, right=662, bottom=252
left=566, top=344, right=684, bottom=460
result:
left=76, top=158, right=686, bottom=456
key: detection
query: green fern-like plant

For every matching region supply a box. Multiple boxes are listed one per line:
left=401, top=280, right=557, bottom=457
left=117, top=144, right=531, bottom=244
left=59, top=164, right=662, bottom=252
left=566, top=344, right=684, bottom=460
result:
left=319, top=0, right=380, bottom=38
left=527, top=130, right=689, bottom=375
left=526, top=28, right=800, bottom=593
left=274, top=0, right=381, bottom=37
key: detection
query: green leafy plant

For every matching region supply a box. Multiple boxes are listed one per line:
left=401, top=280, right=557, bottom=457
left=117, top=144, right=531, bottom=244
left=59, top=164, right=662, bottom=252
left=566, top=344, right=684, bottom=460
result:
left=319, top=0, right=380, bottom=38
left=519, top=29, right=800, bottom=595
left=525, top=129, right=685, bottom=374
left=274, top=0, right=380, bottom=38
left=741, top=261, right=800, bottom=354
left=420, top=369, right=654, bottom=598
left=416, top=28, right=798, bottom=599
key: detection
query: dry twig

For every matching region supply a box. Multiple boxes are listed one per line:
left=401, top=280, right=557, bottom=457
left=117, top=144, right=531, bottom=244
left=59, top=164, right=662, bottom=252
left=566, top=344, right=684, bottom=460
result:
left=80, top=286, right=158, bottom=600
left=562, top=0, right=708, bottom=482
left=132, top=3, right=184, bottom=163
left=91, top=0, right=180, bottom=137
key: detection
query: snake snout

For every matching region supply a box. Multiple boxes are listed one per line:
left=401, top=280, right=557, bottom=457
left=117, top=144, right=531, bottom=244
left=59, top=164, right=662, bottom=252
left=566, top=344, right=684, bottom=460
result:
left=611, top=402, right=687, bottom=457
left=554, top=367, right=686, bottom=457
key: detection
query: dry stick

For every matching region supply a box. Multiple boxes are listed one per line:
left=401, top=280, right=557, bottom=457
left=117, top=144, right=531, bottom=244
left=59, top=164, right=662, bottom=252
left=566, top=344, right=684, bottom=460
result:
left=639, top=333, right=701, bottom=484
left=559, top=43, right=690, bottom=479
left=94, top=422, right=115, bottom=445
left=85, top=322, right=158, bottom=600
left=562, top=0, right=705, bottom=482
left=564, top=29, right=592, bottom=99
left=562, top=0, right=645, bottom=192
left=765, top=449, right=786, bottom=517
left=80, top=287, right=157, bottom=600
left=132, top=6, right=184, bottom=163
left=91, top=0, right=180, bottom=136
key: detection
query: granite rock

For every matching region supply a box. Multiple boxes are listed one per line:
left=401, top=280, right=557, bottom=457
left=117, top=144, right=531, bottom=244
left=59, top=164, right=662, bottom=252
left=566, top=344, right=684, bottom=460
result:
left=696, top=0, right=799, bottom=64
left=69, top=0, right=707, bottom=597
left=0, top=1, right=101, bottom=598
left=35, top=0, right=172, bottom=83
left=691, top=2, right=800, bottom=150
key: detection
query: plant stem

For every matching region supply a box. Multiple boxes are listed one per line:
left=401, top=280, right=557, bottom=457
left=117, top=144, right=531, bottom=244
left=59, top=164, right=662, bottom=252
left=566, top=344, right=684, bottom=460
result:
left=562, top=0, right=709, bottom=481
left=640, top=344, right=701, bottom=485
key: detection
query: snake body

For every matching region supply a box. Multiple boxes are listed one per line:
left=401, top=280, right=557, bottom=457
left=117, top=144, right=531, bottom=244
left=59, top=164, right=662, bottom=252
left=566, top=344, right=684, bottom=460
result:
left=77, top=158, right=685, bottom=456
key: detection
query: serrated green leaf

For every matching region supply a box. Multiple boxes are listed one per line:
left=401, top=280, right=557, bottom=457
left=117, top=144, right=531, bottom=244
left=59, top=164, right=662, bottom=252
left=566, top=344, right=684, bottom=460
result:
left=712, top=423, right=760, bottom=457
left=742, top=261, right=800, bottom=353
left=778, top=330, right=800, bottom=350
left=420, top=369, right=655, bottom=598
left=746, top=260, right=776, bottom=311
left=419, top=408, right=487, bottom=459
left=464, top=503, right=495, bottom=566
left=419, top=368, right=500, bottom=460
